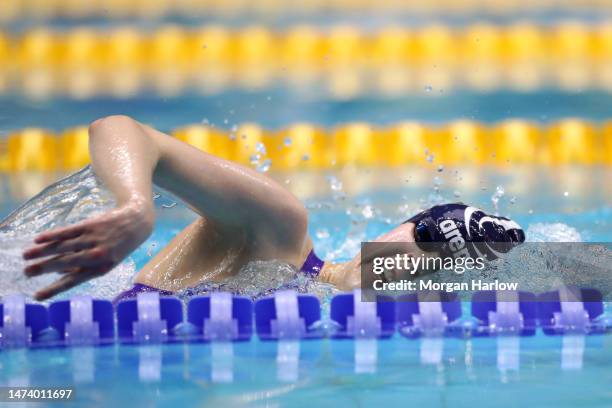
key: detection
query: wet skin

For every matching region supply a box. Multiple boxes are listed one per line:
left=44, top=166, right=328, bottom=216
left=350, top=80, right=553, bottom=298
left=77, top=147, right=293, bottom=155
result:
left=22, top=115, right=419, bottom=300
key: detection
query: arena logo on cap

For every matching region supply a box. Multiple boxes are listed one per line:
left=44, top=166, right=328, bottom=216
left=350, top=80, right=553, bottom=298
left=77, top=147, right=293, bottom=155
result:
left=438, top=219, right=471, bottom=258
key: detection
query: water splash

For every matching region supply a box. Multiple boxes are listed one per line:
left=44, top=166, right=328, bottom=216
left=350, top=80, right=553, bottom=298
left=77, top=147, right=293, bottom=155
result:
left=0, top=231, right=135, bottom=300
left=491, top=185, right=505, bottom=216
left=327, top=175, right=345, bottom=201
left=0, top=166, right=136, bottom=300
left=177, top=260, right=338, bottom=304
left=526, top=223, right=582, bottom=242
left=255, top=142, right=267, bottom=155
left=0, top=166, right=115, bottom=235
left=315, top=228, right=330, bottom=239
left=257, top=159, right=272, bottom=173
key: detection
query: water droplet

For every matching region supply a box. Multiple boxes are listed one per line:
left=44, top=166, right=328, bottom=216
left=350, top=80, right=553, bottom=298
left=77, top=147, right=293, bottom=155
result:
left=491, top=185, right=505, bottom=214
left=250, top=154, right=260, bottom=164
left=453, top=190, right=461, bottom=198
left=223, top=118, right=228, bottom=125
left=437, top=165, right=444, bottom=172
left=316, top=229, right=330, bottom=239
left=361, top=205, right=375, bottom=219
left=301, top=154, right=310, bottom=161
left=564, top=191, right=569, bottom=197
left=146, top=242, right=157, bottom=257
left=201, top=118, right=209, bottom=125
left=424, top=85, right=433, bottom=92
left=255, top=142, right=267, bottom=155
left=231, top=124, right=238, bottom=132
left=257, top=159, right=272, bottom=173
left=284, top=137, right=292, bottom=147
left=328, top=176, right=343, bottom=191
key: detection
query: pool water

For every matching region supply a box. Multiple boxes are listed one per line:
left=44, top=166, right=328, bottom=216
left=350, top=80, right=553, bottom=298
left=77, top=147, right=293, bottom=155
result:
left=1, top=334, right=611, bottom=407
left=1, top=163, right=611, bottom=407
left=1, top=14, right=611, bottom=406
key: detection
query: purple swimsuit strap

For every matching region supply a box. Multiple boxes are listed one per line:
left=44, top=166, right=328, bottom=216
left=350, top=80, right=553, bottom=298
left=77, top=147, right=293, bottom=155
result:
left=300, top=249, right=325, bottom=277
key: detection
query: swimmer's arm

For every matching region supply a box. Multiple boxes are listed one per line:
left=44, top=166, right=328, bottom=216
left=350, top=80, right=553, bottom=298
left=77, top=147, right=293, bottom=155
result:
left=145, top=122, right=307, bottom=237
left=22, top=116, right=162, bottom=299
left=23, top=115, right=307, bottom=299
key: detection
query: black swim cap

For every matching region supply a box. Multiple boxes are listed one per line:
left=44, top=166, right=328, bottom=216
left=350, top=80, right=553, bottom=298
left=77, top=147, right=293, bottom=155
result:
left=405, top=203, right=525, bottom=261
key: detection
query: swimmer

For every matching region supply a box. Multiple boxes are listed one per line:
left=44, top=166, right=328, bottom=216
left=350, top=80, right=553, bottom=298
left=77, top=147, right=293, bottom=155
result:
left=20, top=115, right=525, bottom=301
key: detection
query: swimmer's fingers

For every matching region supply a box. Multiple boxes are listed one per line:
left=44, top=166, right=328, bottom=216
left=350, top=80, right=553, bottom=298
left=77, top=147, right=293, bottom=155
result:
left=33, top=223, right=89, bottom=244
left=34, top=267, right=106, bottom=301
left=24, top=248, right=112, bottom=277
left=23, top=239, right=95, bottom=260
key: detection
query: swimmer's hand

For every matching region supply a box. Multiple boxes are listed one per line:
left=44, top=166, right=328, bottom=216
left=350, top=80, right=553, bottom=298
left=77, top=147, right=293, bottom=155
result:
left=22, top=202, right=154, bottom=300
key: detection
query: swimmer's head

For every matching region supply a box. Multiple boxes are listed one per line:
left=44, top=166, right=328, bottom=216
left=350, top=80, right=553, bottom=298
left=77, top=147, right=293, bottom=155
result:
left=405, top=203, right=525, bottom=261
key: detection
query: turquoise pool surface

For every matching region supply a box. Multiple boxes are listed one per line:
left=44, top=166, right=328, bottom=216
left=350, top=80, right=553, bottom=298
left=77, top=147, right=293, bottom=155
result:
left=1, top=334, right=611, bottom=407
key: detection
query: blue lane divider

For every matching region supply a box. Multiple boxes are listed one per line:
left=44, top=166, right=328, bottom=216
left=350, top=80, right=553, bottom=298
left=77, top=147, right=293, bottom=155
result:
left=48, top=296, right=114, bottom=346
left=330, top=290, right=395, bottom=339
left=255, top=290, right=322, bottom=340
left=187, top=292, right=252, bottom=341
left=472, top=291, right=537, bottom=336
left=537, top=287, right=606, bottom=335
left=1, top=287, right=610, bottom=349
left=396, top=292, right=461, bottom=338
left=0, top=294, right=48, bottom=348
left=117, top=293, right=183, bottom=343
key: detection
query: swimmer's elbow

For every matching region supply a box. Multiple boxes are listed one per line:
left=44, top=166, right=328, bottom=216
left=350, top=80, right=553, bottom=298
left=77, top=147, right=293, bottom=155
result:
left=89, top=115, right=136, bottom=135
left=88, top=114, right=161, bottom=154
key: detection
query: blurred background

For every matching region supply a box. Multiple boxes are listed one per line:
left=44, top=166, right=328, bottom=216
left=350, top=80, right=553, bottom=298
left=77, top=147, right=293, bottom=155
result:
left=0, top=0, right=610, bottom=238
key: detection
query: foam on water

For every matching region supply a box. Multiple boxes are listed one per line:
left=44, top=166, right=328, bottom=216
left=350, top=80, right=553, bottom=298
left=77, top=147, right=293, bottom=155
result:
left=178, top=260, right=338, bottom=302
left=0, top=166, right=115, bottom=235
left=526, top=222, right=582, bottom=242
left=0, top=166, right=134, bottom=300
